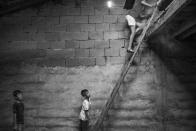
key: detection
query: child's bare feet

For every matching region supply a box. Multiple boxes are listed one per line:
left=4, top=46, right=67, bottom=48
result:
left=127, top=48, right=134, bottom=53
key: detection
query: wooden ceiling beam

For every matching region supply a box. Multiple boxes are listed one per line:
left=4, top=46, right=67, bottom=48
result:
left=0, top=0, right=48, bottom=16
left=181, top=5, right=196, bottom=12
left=147, top=0, right=192, bottom=37
left=173, top=18, right=196, bottom=37
left=179, top=25, right=196, bottom=39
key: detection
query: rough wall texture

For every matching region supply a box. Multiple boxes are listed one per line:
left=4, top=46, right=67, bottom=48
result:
left=0, top=64, right=123, bottom=131
left=0, top=0, right=142, bottom=67
left=0, top=0, right=196, bottom=131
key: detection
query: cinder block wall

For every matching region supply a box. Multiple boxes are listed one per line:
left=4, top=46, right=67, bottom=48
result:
left=0, top=0, right=142, bottom=66
left=0, top=0, right=196, bottom=131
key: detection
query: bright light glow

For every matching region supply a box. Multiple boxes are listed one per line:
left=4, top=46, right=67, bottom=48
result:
left=107, top=1, right=113, bottom=8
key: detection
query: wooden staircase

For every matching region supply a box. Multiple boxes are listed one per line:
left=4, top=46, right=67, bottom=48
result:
left=90, top=0, right=192, bottom=130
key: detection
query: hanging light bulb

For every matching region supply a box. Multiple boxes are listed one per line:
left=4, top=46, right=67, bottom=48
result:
left=107, top=1, right=113, bottom=8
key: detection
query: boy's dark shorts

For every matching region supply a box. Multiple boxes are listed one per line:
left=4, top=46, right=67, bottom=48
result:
left=80, top=120, right=89, bottom=131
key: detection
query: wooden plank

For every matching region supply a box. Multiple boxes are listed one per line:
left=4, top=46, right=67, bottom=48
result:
left=147, top=0, right=192, bottom=36
left=0, top=0, right=48, bottom=16
left=90, top=6, right=159, bottom=131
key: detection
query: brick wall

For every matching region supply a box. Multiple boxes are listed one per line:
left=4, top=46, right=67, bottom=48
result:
left=0, top=0, right=142, bottom=67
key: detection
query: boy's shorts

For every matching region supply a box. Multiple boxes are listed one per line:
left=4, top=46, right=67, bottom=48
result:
left=80, top=120, right=89, bottom=131
left=125, top=15, right=136, bottom=26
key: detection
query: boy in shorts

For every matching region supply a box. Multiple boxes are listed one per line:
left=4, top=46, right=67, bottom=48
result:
left=13, top=90, right=24, bottom=131
left=79, top=89, right=91, bottom=131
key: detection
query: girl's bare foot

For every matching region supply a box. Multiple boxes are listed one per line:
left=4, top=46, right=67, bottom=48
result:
left=127, top=48, right=134, bottom=53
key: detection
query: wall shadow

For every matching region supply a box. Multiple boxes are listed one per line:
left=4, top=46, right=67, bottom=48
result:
left=148, top=32, right=196, bottom=129
left=148, top=33, right=196, bottom=99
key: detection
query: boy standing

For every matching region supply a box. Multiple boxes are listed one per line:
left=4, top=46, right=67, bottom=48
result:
left=13, top=90, right=24, bottom=131
left=79, top=89, right=90, bottom=131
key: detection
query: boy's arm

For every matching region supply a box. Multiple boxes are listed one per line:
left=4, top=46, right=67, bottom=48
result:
left=83, top=100, right=90, bottom=120
left=84, top=110, right=89, bottom=120
left=157, top=0, right=162, bottom=6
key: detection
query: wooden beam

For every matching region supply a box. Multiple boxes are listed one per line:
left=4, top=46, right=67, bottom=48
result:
left=147, top=0, right=192, bottom=37
left=179, top=25, right=196, bottom=39
left=0, top=0, right=48, bottom=16
left=181, top=5, right=196, bottom=12
left=173, top=18, right=196, bottom=37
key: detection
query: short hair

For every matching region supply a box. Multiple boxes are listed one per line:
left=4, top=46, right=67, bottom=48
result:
left=81, top=89, right=88, bottom=97
left=13, top=90, right=22, bottom=97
